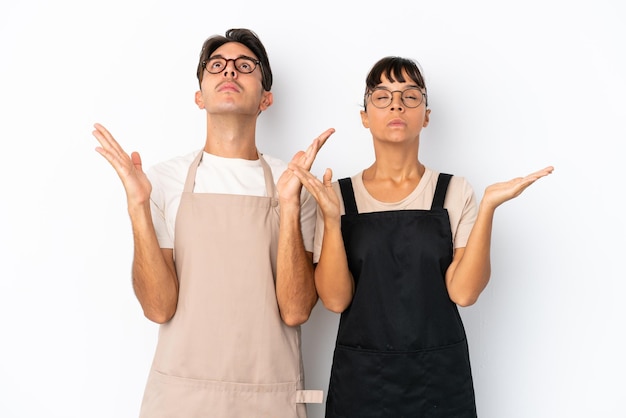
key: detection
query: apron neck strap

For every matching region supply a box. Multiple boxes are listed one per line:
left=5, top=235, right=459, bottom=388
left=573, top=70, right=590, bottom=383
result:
left=431, top=173, right=453, bottom=209
left=183, top=150, right=276, bottom=198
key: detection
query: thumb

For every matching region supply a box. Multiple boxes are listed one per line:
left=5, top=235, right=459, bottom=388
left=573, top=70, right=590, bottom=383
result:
left=323, top=168, right=333, bottom=186
left=131, top=152, right=143, bottom=172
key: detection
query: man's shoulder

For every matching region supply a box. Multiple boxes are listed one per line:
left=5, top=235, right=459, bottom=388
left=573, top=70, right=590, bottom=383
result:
left=147, top=150, right=200, bottom=180
left=260, top=153, right=288, bottom=169
left=259, top=153, right=288, bottom=182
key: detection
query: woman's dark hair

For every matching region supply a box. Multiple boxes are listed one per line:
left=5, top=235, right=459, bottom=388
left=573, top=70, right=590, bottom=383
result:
left=196, top=28, right=273, bottom=91
left=363, top=56, right=428, bottom=108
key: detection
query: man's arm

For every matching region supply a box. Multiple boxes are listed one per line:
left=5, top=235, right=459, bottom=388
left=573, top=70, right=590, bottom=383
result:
left=128, top=205, right=179, bottom=323
left=92, top=123, right=179, bottom=323
left=275, top=128, right=335, bottom=326
left=276, top=201, right=317, bottom=326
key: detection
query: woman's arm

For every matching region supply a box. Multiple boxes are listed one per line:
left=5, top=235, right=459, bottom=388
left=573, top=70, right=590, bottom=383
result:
left=446, top=166, right=554, bottom=306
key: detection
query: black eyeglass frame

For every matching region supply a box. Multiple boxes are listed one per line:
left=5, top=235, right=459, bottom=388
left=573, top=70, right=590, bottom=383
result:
left=202, top=55, right=262, bottom=75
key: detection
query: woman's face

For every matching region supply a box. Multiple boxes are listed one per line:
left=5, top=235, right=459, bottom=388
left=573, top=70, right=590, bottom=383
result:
left=360, top=71, right=430, bottom=146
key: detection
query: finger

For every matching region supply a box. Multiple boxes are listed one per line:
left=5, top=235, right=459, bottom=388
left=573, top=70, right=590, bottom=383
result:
left=94, top=138, right=127, bottom=167
left=303, top=139, right=318, bottom=159
left=290, top=150, right=307, bottom=168
left=92, top=123, right=127, bottom=156
left=290, top=164, right=325, bottom=191
left=291, top=167, right=322, bottom=197
left=510, top=171, right=549, bottom=196
left=92, top=123, right=115, bottom=146
left=92, top=125, right=135, bottom=175
left=323, top=168, right=333, bottom=187
left=315, top=128, right=335, bottom=150
left=303, top=128, right=335, bottom=165
left=92, top=125, right=111, bottom=148
left=93, top=122, right=111, bottom=137
left=131, top=152, right=144, bottom=173
left=289, top=162, right=316, bottom=181
left=526, top=166, right=554, bottom=179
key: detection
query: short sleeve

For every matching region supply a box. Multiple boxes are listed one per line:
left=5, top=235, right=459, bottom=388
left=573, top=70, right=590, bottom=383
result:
left=446, top=176, right=478, bottom=249
left=147, top=168, right=175, bottom=249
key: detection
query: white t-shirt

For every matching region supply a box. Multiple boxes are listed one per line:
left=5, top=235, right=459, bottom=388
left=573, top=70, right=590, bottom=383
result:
left=313, top=167, right=477, bottom=263
left=147, top=150, right=317, bottom=252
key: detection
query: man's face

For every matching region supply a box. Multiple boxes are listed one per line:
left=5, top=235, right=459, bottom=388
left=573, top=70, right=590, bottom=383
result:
left=195, top=42, right=272, bottom=116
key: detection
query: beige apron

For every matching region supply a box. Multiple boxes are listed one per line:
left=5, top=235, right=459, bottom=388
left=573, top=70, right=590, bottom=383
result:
left=139, top=151, right=322, bottom=418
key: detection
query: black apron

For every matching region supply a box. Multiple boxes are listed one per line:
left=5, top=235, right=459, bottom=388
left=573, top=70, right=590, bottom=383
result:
left=325, top=173, right=477, bottom=418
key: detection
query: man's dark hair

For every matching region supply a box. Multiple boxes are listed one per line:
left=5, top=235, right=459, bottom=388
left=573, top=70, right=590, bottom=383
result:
left=196, top=28, right=273, bottom=91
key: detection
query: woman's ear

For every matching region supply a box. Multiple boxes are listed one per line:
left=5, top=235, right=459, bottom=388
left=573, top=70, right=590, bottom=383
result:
left=423, top=108, right=431, bottom=127
left=360, top=110, right=369, bottom=129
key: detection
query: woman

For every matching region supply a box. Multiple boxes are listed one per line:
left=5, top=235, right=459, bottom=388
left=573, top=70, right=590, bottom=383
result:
left=290, top=56, right=553, bottom=417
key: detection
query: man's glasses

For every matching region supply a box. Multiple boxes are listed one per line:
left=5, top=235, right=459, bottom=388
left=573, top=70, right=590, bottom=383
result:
left=366, top=88, right=427, bottom=109
left=203, top=55, right=261, bottom=74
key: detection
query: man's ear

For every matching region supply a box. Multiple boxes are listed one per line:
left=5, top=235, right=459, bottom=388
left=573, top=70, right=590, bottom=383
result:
left=195, top=90, right=205, bottom=109
left=259, top=91, right=273, bottom=111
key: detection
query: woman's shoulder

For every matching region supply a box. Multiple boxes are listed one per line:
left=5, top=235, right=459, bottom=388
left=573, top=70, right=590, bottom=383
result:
left=425, top=167, right=473, bottom=191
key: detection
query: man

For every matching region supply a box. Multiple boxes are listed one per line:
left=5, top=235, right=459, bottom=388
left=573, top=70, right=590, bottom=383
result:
left=92, top=28, right=334, bottom=418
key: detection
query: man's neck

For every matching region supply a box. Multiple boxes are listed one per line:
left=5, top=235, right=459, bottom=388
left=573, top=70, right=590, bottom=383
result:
left=203, top=114, right=259, bottom=159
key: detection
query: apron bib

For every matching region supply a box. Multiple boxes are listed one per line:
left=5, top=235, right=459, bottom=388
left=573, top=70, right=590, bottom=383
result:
left=325, top=174, right=476, bottom=418
left=139, top=151, right=321, bottom=418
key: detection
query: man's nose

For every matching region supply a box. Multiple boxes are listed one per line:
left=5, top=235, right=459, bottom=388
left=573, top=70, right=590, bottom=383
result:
left=222, top=60, right=238, bottom=78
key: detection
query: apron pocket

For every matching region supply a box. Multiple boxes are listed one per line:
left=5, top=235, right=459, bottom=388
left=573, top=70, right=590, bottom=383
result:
left=327, top=341, right=476, bottom=418
left=140, top=369, right=305, bottom=418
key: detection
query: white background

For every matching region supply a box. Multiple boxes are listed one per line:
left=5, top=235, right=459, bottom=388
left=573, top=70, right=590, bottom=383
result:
left=1, top=1, right=624, bottom=417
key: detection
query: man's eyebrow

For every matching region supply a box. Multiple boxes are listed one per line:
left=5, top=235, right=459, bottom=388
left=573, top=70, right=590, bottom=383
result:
left=207, top=54, right=257, bottom=60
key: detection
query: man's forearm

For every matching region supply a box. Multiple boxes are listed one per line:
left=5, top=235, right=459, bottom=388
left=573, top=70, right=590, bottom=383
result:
left=129, top=203, right=179, bottom=324
left=276, top=203, right=317, bottom=327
